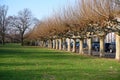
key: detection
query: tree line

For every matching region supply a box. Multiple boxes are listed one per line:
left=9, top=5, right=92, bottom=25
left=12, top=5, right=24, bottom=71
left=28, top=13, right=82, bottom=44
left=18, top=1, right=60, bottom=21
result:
left=0, top=5, right=39, bottom=46
left=27, top=0, right=120, bottom=43
left=1, top=0, right=120, bottom=48
left=23, top=0, right=120, bottom=60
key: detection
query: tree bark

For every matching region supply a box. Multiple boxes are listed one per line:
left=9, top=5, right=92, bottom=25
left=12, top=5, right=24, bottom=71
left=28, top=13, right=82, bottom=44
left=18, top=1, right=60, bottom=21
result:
left=43, top=40, right=46, bottom=47
left=88, top=38, right=92, bottom=55
left=99, top=36, right=105, bottom=57
left=72, top=39, right=76, bottom=53
left=48, top=39, right=52, bottom=48
left=62, top=38, right=66, bottom=51
left=50, top=39, right=52, bottom=48
left=56, top=39, right=58, bottom=49
left=67, top=38, right=71, bottom=52
left=40, top=41, right=44, bottom=47
left=79, top=39, right=83, bottom=54
left=53, top=39, right=56, bottom=49
left=59, top=39, right=62, bottom=50
left=116, top=34, right=120, bottom=60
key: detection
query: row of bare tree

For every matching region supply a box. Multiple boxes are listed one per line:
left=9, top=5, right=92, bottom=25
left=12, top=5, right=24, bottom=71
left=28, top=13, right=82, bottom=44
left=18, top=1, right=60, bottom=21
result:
left=28, top=0, right=120, bottom=42
left=25, top=0, right=120, bottom=60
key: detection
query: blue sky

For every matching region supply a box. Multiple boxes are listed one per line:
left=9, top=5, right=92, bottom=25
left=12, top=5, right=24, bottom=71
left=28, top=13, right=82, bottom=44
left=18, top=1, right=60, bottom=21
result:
left=1, top=0, right=75, bottom=20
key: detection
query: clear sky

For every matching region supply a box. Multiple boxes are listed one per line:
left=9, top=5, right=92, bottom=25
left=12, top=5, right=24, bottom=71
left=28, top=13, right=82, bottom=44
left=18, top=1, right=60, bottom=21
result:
left=1, top=0, right=75, bottom=20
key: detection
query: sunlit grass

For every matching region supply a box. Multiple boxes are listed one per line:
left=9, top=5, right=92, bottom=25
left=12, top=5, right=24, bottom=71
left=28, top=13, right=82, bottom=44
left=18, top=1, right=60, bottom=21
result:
left=0, top=44, right=120, bottom=80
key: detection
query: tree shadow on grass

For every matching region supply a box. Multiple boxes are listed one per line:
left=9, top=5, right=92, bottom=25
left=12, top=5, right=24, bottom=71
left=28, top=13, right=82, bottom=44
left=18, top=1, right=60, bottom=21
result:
left=0, top=47, right=95, bottom=61
left=0, top=46, right=120, bottom=80
left=0, top=61, right=74, bottom=67
left=0, top=68, right=120, bottom=80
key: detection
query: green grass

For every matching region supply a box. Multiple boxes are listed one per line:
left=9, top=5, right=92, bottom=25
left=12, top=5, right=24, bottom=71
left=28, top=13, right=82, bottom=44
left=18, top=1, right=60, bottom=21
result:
left=0, top=43, right=120, bottom=80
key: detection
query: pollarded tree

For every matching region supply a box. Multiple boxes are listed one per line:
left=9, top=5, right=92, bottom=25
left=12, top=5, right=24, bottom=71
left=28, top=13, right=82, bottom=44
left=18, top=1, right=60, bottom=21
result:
left=77, top=0, right=120, bottom=57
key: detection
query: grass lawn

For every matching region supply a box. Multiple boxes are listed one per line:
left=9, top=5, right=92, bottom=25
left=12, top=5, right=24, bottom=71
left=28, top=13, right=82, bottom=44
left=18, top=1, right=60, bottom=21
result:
left=0, top=43, right=120, bottom=80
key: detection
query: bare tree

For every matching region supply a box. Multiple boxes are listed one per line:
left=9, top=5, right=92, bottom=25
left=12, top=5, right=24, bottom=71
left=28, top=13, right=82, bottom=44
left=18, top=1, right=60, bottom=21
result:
left=0, top=5, right=8, bottom=45
left=10, top=8, right=33, bottom=46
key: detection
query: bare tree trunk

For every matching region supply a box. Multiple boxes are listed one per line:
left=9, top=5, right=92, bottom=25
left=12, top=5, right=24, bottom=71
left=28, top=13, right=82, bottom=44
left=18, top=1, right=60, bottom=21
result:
left=59, top=39, right=62, bottom=50
left=48, top=39, right=50, bottom=48
left=88, top=38, right=92, bottom=55
left=48, top=39, right=52, bottom=48
left=116, top=34, right=120, bottom=60
left=41, top=41, right=44, bottom=47
left=56, top=39, right=58, bottom=49
left=99, top=36, right=105, bottom=57
left=53, top=39, right=56, bottom=49
left=50, top=39, right=52, bottom=49
left=72, top=39, right=76, bottom=53
left=62, top=38, right=66, bottom=51
left=43, top=40, right=46, bottom=47
left=67, top=38, right=71, bottom=52
left=79, top=39, right=83, bottom=54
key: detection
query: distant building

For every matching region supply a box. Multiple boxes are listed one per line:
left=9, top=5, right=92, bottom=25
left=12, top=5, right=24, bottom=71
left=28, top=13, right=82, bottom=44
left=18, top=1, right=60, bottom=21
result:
left=92, top=32, right=116, bottom=43
left=105, top=32, right=115, bottom=43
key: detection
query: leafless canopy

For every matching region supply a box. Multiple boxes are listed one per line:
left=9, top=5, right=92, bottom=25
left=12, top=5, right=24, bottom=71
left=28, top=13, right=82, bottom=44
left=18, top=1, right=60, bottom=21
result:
left=27, top=0, right=120, bottom=41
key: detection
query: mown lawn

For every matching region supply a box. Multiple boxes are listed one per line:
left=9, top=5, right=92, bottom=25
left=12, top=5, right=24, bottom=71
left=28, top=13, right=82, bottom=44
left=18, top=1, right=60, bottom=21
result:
left=0, top=43, right=120, bottom=80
